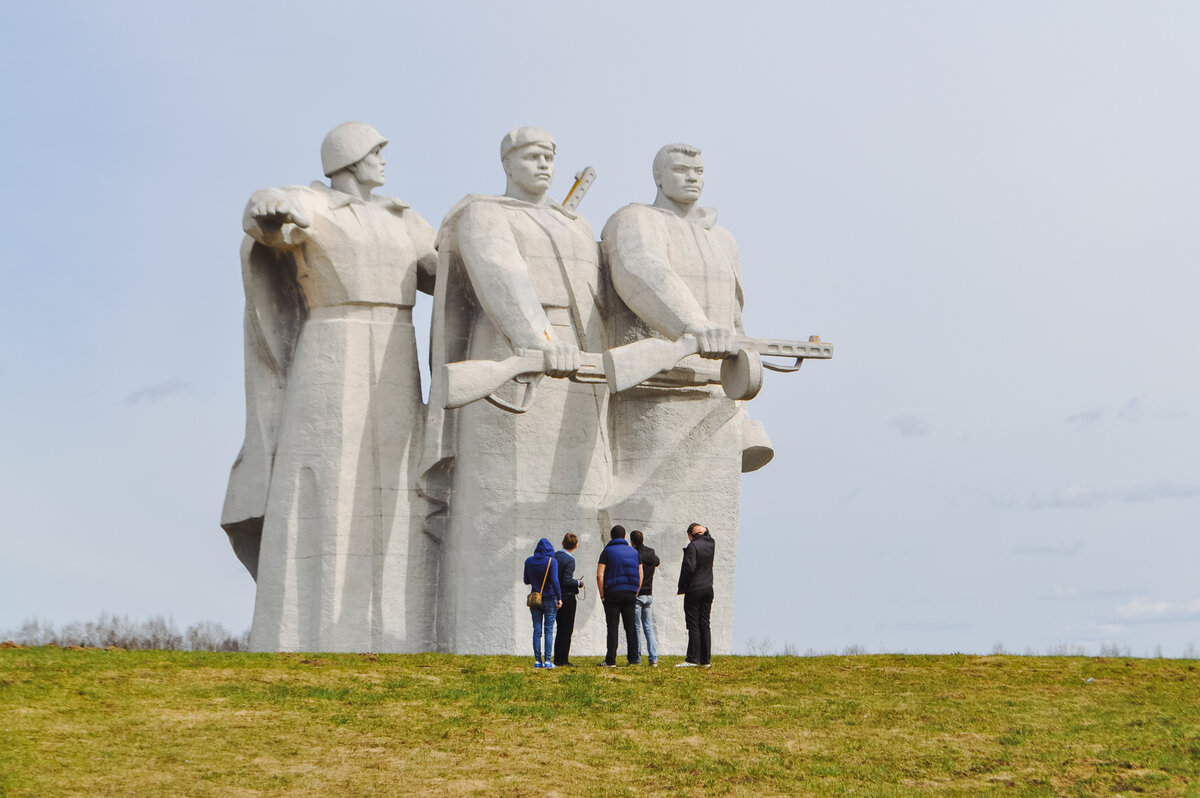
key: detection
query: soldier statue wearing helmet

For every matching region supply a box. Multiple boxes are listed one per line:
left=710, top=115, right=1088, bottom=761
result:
left=223, top=122, right=439, bottom=654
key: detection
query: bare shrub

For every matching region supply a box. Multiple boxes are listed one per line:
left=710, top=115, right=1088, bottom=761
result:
left=744, top=636, right=773, bottom=657
left=841, top=644, right=868, bottom=656
left=2, top=615, right=249, bottom=651
left=778, top=641, right=800, bottom=657
left=1047, top=642, right=1089, bottom=657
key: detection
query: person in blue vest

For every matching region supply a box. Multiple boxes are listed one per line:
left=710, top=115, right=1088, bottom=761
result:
left=596, top=525, right=643, bottom=666
left=524, top=537, right=562, bottom=668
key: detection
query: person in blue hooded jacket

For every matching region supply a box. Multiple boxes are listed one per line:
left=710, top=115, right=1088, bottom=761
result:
left=524, top=537, right=562, bottom=668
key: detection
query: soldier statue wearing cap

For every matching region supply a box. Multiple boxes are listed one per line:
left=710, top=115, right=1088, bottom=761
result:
left=222, top=121, right=439, bottom=653
left=420, top=127, right=609, bottom=654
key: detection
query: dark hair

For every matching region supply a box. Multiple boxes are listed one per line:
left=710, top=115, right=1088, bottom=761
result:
left=561, top=532, right=578, bottom=550
left=610, top=525, right=626, bottom=540
left=630, top=529, right=644, bottom=548
left=686, top=522, right=705, bottom=537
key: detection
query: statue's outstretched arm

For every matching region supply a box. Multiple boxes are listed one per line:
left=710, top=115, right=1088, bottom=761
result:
left=243, top=187, right=312, bottom=250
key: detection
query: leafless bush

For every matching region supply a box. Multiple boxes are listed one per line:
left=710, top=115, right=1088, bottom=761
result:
left=990, top=642, right=1008, bottom=655
left=1047, top=642, right=1089, bottom=657
left=841, top=644, right=869, bottom=656
left=744, top=636, right=774, bottom=656
left=778, top=641, right=800, bottom=657
left=1098, top=641, right=1131, bottom=658
left=2, top=615, right=249, bottom=651
left=1183, top=642, right=1198, bottom=660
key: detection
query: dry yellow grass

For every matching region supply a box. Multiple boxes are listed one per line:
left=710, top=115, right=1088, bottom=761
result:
left=2, top=648, right=1198, bottom=796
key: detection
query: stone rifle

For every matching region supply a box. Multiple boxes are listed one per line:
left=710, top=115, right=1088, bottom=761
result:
left=442, top=334, right=833, bottom=411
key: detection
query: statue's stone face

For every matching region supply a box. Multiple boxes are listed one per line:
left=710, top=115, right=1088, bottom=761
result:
left=352, top=146, right=387, bottom=188
left=505, top=144, right=555, bottom=196
left=658, top=151, right=705, bottom=204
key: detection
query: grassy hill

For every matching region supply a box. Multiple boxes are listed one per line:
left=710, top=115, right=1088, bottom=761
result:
left=2, top=647, right=1197, bottom=796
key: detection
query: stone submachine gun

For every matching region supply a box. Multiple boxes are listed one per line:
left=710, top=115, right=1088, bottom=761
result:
left=442, top=334, right=833, bottom=412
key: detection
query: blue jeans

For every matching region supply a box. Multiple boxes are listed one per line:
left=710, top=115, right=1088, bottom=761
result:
left=530, top=603, right=558, bottom=663
left=634, top=594, right=658, bottom=663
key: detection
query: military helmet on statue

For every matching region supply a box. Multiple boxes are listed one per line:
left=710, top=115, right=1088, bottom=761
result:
left=320, top=122, right=388, bottom=177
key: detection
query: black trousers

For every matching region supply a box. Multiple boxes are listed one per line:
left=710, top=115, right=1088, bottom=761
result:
left=553, top=593, right=577, bottom=665
left=603, top=590, right=640, bottom=665
left=683, top=587, right=714, bottom=665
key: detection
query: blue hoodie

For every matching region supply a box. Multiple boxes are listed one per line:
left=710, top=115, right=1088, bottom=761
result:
left=523, top=538, right=561, bottom=602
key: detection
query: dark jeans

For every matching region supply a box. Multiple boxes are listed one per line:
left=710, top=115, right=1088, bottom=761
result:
left=603, top=589, right=640, bottom=665
left=553, top=593, right=577, bottom=665
left=683, top=587, right=714, bottom=665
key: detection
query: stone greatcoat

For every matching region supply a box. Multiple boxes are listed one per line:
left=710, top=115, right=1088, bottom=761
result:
left=421, top=195, right=609, bottom=654
left=223, top=181, right=437, bottom=653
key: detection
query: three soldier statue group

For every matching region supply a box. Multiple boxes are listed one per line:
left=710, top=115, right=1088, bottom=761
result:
left=221, top=122, right=831, bottom=655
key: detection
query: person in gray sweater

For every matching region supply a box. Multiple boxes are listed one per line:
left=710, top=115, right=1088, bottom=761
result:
left=630, top=529, right=661, bottom=666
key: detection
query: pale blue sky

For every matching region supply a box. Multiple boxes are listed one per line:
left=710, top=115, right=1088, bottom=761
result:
left=2, top=1, right=1198, bottom=655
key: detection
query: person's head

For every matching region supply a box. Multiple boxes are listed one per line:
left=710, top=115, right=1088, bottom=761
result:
left=686, top=522, right=708, bottom=540
left=630, top=529, right=644, bottom=548
left=561, top=532, right=578, bottom=551
left=652, top=144, right=704, bottom=208
left=501, top=127, right=556, bottom=202
left=610, top=524, right=626, bottom=540
left=321, top=121, right=388, bottom=181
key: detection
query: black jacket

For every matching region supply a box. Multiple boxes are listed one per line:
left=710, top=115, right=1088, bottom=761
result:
left=677, top=531, right=715, bottom=595
left=635, top=545, right=660, bottom=596
left=554, top=549, right=579, bottom=596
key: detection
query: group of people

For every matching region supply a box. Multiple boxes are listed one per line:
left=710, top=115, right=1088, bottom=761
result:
left=524, top=523, right=716, bottom=668
left=223, top=120, right=771, bottom=655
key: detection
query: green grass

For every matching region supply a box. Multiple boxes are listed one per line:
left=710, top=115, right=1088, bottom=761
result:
left=2, top=648, right=1198, bottom=796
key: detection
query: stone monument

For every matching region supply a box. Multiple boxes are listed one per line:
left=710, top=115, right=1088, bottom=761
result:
left=222, top=122, right=438, bottom=653
left=223, top=126, right=832, bottom=656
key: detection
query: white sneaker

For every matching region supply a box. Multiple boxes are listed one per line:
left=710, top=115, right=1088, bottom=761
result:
left=675, top=661, right=699, bottom=668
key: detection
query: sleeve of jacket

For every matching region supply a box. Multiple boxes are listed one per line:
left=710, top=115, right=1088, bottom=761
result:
left=677, top=543, right=696, bottom=594
left=547, top=558, right=562, bottom=601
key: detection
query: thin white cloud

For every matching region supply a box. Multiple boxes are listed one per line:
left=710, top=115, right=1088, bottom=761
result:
left=126, top=378, right=196, bottom=405
left=1012, top=542, right=1084, bottom=557
left=1066, top=397, right=1143, bottom=429
left=1113, top=597, right=1200, bottom=624
left=1000, top=480, right=1200, bottom=511
left=891, top=414, right=931, bottom=438
left=1027, top=486, right=1111, bottom=510
left=1122, top=481, right=1200, bottom=504
left=1066, top=397, right=1188, bottom=430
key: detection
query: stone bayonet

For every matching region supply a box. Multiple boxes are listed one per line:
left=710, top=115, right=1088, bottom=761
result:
left=562, top=166, right=597, bottom=211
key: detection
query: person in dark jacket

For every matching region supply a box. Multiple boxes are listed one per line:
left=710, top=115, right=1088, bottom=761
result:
left=630, top=529, right=661, bottom=667
left=676, top=522, right=715, bottom=667
left=552, top=532, right=584, bottom=666
left=524, top=537, right=562, bottom=668
left=596, top=525, right=643, bottom=666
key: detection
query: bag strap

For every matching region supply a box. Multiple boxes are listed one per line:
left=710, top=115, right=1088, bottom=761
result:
left=539, top=557, right=552, bottom=592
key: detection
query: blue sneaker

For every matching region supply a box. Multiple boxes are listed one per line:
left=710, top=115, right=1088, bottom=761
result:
left=543, top=662, right=556, bottom=669
left=534, top=661, right=543, bottom=668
